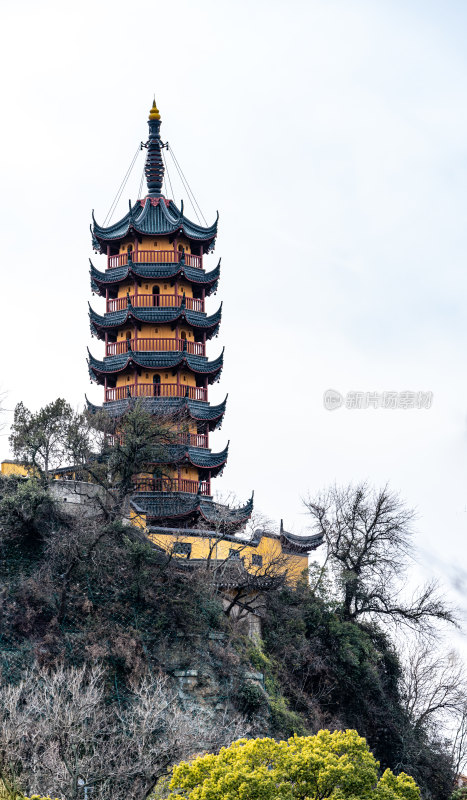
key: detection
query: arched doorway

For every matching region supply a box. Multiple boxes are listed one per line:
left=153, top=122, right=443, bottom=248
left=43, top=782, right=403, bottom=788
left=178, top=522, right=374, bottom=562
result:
left=152, top=285, right=160, bottom=307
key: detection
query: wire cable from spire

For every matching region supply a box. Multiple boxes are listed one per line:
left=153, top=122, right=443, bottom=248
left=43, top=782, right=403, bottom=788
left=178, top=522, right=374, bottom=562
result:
left=137, top=164, right=145, bottom=201
left=167, top=144, right=208, bottom=226
left=161, top=148, right=176, bottom=206
left=103, top=144, right=141, bottom=226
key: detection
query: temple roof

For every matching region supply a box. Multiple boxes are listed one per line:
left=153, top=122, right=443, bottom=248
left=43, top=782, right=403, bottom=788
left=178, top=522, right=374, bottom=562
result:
left=85, top=395, right=227, bottom=431
left=148, top=443, right=229, bottom=475
left=278, top=520, right=324, bottom=553
left=92, top=197, right=218, bottom=254
left=132, top=491, right=254, bottom=530
left=89, top=303, right=222, bottom=339
left=88, top=349, right=224, bottom=382
left=90, top=259, right=220, bottom=296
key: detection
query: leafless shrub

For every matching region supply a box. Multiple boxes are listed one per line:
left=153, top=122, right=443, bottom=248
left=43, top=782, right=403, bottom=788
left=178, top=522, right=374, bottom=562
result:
left=0, top=662, right=249, bottom=800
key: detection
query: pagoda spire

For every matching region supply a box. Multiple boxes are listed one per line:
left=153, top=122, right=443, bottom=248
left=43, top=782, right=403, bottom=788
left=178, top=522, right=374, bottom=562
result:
left=144, top=99, right=165, bottom=197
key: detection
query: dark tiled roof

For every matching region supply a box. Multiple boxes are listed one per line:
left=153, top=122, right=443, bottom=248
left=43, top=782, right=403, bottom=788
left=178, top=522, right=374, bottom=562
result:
left=147, top=443, right=229, bottom=474
left=89, top=303, right=222, bottom=339
left=132, top=491, right=254, bottom=529
left=92, top=197, right=218, bottom=253
left=85, top=395, right=227, bottom=430
left=201, top=493, right=254, bottom=525
left=90, top=260, right=220, bottom=297
left=87, top=349, right=224, bottom=381
left=279, top=520, right=323, bottom=553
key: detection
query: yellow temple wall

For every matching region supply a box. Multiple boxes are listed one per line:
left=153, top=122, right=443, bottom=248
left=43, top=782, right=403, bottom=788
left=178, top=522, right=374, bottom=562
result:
left=1, top=460, right=29, bottom=477
left=147, top=529, right=308, bottom=584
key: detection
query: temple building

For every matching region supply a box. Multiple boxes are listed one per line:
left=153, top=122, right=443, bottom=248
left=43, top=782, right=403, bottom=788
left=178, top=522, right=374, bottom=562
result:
left=88, top=99, right=251, bottom=531
left=2, top=99, right=323, bottom=582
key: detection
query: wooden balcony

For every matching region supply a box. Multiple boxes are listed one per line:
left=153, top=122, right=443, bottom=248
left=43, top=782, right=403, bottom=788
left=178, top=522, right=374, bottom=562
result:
left=107, top=249, right=202, bottom=270
left=106, top=293, right=204, bottom=312
left=133, top=477, right=211, bottom=495
left=108, top=431, right=208, bottom=448
left=106, top=337, right=206, bottom=357
left=177, top=432, right=209, bottom=448
left=105, top=383, right=208, bottom=402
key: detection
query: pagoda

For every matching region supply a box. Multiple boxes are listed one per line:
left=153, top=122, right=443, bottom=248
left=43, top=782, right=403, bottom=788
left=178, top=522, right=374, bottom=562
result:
left=87, top=100, right=253, bottom=531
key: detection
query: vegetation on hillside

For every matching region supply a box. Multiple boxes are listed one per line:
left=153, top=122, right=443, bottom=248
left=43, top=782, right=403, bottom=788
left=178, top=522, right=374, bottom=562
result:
left=0, top=399, right=466, bottom=800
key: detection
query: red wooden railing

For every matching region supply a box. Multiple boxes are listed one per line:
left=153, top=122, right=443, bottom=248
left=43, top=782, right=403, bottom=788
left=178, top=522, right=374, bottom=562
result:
left=133, top=477, right=211, bottom=495
left=105, top=383, right=208, bottom=402
left=106, top=338, right=205, bottom=356
left=107, top=431, right=208, bottom=448
left=107, top=250, right=203, bottom=270
left=177, top=432, right=209, bottom=448
left=107, top=293, right=204, bottom=312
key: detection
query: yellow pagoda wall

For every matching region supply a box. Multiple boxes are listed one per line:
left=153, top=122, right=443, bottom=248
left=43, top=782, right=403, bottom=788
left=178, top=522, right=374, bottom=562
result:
left=115, top=369, right=196, bottom=389
left=115, top=281, right=193, bottom=299
left=118, top=235, right=192, bottom=255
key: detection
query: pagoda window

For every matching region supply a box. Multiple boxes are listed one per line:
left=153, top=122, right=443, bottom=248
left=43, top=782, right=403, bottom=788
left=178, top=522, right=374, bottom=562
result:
left=127, top=244, right=133, bottom=252
left=152, top=285, right=160, bottom=307
left=180, top=331, right=186, bottom=340
left=153, top=374, right=161, bottom=396
left=178, top=244, right=185, bottom=253
left=229, top=549, right=241, bottom=559
left=252, top=554, right=263, bottom=567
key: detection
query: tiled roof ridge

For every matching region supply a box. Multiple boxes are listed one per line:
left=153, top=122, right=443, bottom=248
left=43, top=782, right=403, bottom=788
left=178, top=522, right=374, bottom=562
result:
left=87, top=348, right=224, bottom=378
left=89, top=258, right=221, bottom=289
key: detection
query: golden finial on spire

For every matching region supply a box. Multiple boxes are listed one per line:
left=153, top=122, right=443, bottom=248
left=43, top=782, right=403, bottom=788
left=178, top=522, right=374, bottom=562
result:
left=149, top=98, right=161, bottom=121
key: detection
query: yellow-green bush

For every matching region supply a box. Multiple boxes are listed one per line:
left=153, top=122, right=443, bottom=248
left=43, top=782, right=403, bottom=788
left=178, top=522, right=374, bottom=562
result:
left=24, top=795, right=62, bottom=800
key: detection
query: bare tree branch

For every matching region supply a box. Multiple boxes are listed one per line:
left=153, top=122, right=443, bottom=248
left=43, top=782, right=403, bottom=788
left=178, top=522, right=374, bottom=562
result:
left=305, top=482, right=457, bottom=632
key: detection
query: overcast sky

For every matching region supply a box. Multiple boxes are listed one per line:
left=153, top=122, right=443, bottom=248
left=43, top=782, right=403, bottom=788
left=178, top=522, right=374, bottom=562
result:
left=2, top=0, right=467, bottom=625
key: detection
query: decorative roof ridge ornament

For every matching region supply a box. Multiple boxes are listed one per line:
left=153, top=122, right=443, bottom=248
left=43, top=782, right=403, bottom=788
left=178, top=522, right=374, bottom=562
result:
left=149, top=98, right=161, bottom=120
left=144, top=98, right=164, bottom=197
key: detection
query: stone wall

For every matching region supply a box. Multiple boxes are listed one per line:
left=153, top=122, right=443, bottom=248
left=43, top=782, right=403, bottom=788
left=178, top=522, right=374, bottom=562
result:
left=50, top=480, right=109, bottom=517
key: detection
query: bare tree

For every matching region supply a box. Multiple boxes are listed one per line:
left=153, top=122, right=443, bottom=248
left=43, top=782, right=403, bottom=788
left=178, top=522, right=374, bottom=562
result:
left=0, top=662, right=248, bottom=800
left=400, top=639, right=467, bottom=730
left=452, top=703, right=467, bottom=781
left=305, top=482, right=456, bottom=631
left=398, top=636, right=467, bottom=788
